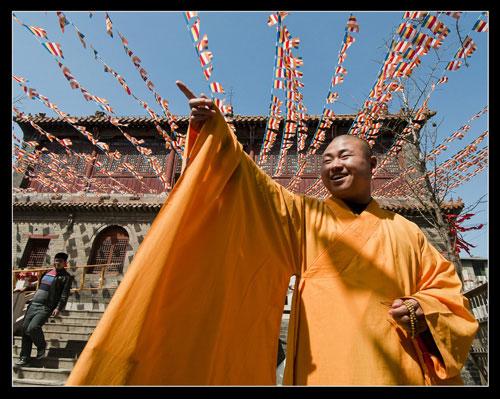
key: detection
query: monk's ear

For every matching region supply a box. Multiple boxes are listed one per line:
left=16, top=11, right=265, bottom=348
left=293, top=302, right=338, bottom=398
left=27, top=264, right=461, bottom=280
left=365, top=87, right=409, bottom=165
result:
left=370, top=155, right=377, bottom=172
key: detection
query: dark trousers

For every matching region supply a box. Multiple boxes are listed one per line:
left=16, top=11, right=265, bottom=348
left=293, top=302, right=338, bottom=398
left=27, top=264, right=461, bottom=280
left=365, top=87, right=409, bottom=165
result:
left=13, top=292, right=27, bottom=336
left=20, top=302, right=51, bottom=359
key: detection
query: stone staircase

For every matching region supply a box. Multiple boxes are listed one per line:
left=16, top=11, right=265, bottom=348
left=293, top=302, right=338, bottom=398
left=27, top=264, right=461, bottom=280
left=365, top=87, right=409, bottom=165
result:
left=12, top=289, right=114, bottom=387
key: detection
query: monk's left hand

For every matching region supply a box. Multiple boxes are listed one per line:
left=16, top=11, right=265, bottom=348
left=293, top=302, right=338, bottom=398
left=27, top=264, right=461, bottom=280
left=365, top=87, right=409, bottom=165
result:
left=388, top=298, right=428, bottom=336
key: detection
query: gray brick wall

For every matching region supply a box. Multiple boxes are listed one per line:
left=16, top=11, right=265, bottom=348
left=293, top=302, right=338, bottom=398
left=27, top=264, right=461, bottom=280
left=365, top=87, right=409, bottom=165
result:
left=13, top=208, right=154, bottom=275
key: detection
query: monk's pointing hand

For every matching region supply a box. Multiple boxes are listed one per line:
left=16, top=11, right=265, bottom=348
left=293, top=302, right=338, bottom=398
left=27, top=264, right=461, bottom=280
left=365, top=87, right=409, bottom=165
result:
left=176, top=80, right=216, bottom=131
left=389, top=298, right=428, bottom=336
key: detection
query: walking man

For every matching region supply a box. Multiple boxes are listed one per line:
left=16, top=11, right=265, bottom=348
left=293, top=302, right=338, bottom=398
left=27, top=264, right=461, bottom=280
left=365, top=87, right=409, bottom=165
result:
left=16, top=252, right=73, bottom=366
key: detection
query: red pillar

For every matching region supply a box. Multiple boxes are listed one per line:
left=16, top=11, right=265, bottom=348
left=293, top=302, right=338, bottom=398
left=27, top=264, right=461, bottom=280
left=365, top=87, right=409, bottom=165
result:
left=164, top=149, right=176, bottom=188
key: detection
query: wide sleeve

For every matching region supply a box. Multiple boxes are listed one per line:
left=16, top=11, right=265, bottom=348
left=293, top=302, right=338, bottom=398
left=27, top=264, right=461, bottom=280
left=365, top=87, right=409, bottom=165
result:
left=410, top=231, right=479, bottom=383
left=66, top=107, right=303, bottom=385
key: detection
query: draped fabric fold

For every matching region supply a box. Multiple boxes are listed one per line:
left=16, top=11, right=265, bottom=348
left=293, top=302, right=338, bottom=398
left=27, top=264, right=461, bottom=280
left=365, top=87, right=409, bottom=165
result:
left=66, top=109, right=302, bottom=385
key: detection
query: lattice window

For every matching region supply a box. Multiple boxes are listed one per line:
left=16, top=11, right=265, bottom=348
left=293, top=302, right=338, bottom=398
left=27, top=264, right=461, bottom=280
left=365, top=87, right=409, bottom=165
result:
left=259, top=155, right=277, bottom=176
left=283, top=154, right=298, bottom=175
left=125, top=154, right=152, bottom=174
left=20, top=238, right=50, bottom=268
left=95, top=154, right=123, bottom=175
left=94, top=152, right=168, bottom=176
left=88, top=226, right=129, bottom=274
left=59, top=152, right=88, bottom=174
left=303, top=155, right=322, bottom=175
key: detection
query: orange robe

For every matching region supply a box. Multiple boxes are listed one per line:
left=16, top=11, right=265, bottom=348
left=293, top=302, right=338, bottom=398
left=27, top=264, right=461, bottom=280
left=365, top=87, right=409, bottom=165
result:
left=66, top=109, right=478, bottom=386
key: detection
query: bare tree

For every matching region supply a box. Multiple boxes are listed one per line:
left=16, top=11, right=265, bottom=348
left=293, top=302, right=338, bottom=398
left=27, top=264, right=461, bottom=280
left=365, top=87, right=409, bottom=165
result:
left=372, top=16, right=487, bottom=280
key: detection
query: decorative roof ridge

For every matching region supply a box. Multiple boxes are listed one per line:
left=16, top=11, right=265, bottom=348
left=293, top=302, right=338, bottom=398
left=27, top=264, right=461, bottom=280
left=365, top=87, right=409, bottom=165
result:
left=13, top=110, right=436, bottom=125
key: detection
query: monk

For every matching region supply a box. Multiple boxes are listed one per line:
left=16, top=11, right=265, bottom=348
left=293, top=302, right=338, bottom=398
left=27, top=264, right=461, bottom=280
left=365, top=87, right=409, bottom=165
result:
left=66, top=82, right=478, bottom=386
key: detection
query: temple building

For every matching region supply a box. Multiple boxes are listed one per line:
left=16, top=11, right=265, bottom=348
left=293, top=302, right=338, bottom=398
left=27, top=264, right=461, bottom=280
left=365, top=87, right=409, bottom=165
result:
left=13, top=109, right=463, bottom=275
left=13, top=109, right=485, bottom=385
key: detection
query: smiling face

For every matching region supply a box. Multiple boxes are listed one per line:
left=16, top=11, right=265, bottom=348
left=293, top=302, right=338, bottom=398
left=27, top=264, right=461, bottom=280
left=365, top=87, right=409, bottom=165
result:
left=320, top=135, right=377, bottom=204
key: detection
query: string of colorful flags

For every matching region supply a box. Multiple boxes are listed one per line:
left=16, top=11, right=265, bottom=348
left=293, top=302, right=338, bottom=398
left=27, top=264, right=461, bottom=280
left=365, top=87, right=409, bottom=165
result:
left=372, top=105, right=488, bottom=196
left=111, top=22, right=185, bottom=155
left=369, top=9, right=485, bottom=159
left=12, top=11, right=487, bottom=203
left=258, top=11, right=289, bottom=165
left=56, top=11, right=183, bottom=159
left=14, top=147, right=84, bottom=194
left=12, top=108, right=142, bottom=194
left=270, top=19, right=309, bottom=177
left=383, top=130, right=488, bottom=198
left=288, top=14, right=360, bottom=192
left=73, top=11, right=182, bottom=189
left=13, top=115, right=136, bottom=195
left=350, top=11, right=448, bottom=139
left=447, top=149, right=487, bottom=190
left=12, top=128, right=145, bottom=195
left=429, top=132, right=488, bottom=191
left=438, top=11, right=487, bottom=77
left=13, top=138, right=88, bottom=193
left=257, top=11, right=309, bottom=172
left=12, top=12, right=180, bottom=192
left=308, top=22, right=447, bottom=198
left=311, top=11, right=486, bottom=200
left=183, top=11, right=233, bottom=118
left=12, top=76, right=151, bottom=194
left=369, top=11, right=488, bottom=189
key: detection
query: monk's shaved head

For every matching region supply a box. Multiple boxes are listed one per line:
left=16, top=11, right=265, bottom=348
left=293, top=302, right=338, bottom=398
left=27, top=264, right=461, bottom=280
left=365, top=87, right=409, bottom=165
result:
left=320, top=134, right=377, bottom=204
left=325, top=134, right=373, bottom=159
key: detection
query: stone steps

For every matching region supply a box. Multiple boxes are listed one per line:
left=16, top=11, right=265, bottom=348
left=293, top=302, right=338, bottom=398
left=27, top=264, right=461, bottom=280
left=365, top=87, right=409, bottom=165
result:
left=59, top=308, right=106, bottom=317
left=13, top=297, right=109, bottom=387
left=13, top=354, right=78, bottom=369
left=43, top=323, right=96, bottom=334
left=12, top=365, right=71, bottom=382
left=45, top=316, right=100, bottom=326
left=13, top=337, right=88, bottom=358
left=65, top=302, right=107, bottom=312
left=12, top=377, right=65, bottom=387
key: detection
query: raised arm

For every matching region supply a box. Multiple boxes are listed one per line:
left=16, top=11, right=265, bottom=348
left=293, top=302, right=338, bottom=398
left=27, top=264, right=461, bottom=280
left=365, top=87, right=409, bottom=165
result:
left=176, top=80, right=216, bottom=131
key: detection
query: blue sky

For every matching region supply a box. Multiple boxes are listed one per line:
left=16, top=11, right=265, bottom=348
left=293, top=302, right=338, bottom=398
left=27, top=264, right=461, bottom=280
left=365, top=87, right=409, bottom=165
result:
left=12, top=11, right=488, bottom=258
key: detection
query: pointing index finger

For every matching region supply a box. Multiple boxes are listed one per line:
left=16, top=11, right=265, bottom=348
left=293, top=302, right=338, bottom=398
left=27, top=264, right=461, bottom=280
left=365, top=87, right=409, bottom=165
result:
left=176, top=80, right=197, bottom=100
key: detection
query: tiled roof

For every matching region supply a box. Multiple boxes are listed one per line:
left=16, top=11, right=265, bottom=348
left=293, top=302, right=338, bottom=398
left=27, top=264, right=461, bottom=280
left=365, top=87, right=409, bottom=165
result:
left=373, top=197, right=464, bottom=214
left=13, top=111, right=435, bottom=127
left=13, top=201, right=161, bottom=211
left=13, top=196, right=463, bottom=214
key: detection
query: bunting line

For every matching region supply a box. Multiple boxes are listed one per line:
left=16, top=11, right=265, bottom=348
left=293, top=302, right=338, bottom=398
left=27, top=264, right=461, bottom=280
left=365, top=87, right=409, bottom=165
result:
left=257, top=12, right=287, bottom=165
left=287, top=14, right=360, bottom=192
left=372, top=105, right=488, bottom=196
left=12, top=77, right=147, bottom=195
left=183, top=11, right=233, bottom=119
left=59, top=11, right=183, bottom=160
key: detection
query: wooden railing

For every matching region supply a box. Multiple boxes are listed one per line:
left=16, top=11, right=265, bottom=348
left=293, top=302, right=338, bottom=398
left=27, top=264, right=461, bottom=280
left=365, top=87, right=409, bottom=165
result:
left=12, top=263, right=122, bottom=293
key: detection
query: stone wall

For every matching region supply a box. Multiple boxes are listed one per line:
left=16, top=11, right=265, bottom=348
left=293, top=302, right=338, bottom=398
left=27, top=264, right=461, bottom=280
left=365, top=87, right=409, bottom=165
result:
left=13, top=194, right=454, bottom=272
left=13, top=210, right=154, bottom=273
